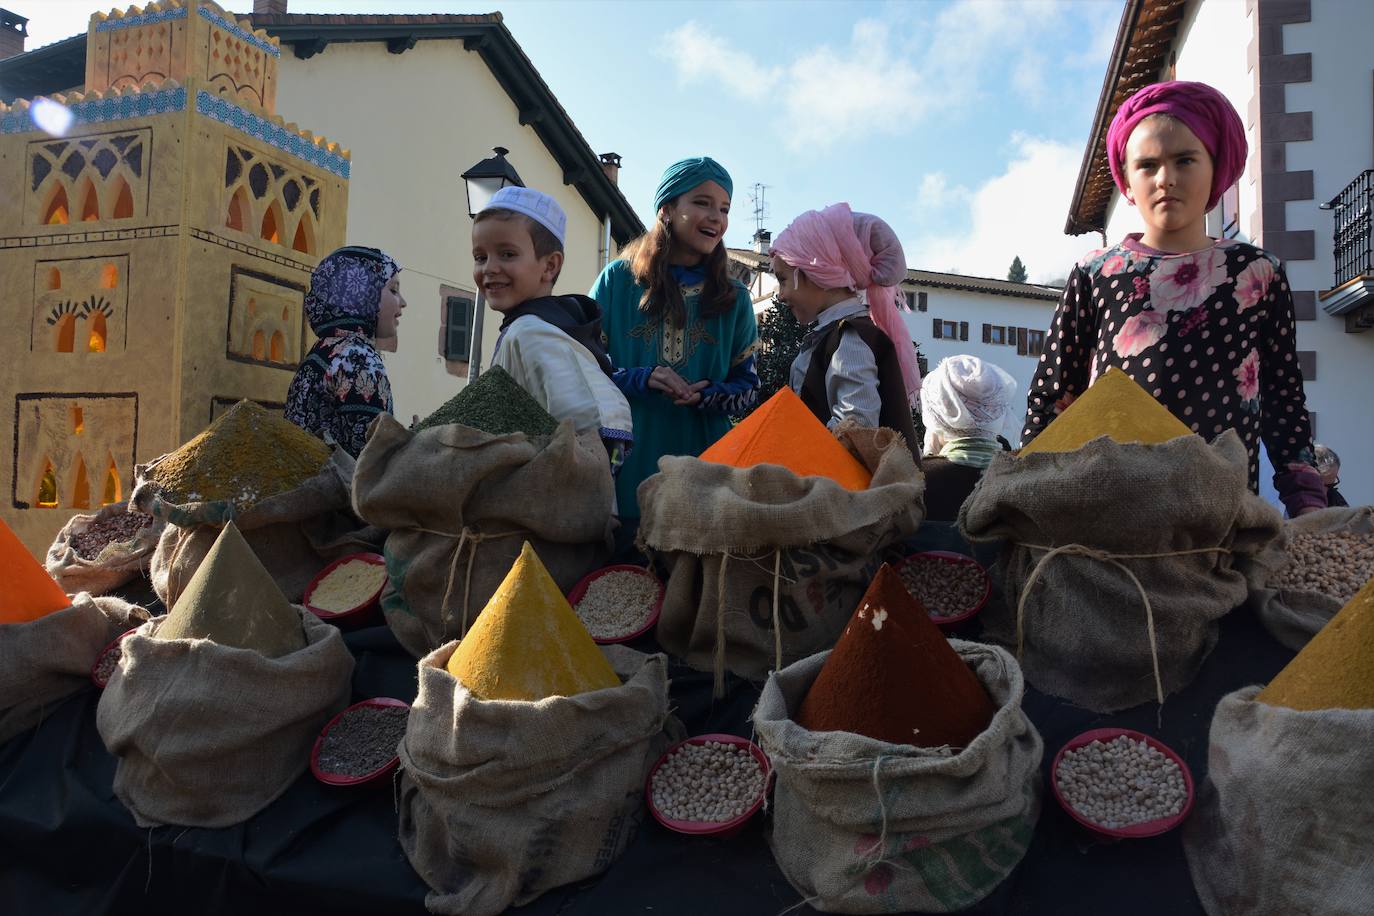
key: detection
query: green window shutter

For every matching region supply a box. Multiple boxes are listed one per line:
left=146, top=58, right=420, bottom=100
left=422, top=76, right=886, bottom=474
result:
left=445, top=295, right=474, bottom=361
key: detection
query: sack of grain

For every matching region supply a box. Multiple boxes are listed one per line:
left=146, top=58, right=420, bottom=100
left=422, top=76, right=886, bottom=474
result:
left=353, top=414, right=614, bottom=659
left=398, top=642, right=672, bottom=916
left=96, top=609, right=353, bottom=827
left=1183, top=686, right=1374, bottom=914
left=0, top=593, right=148, bottom=745
left=959, top=431, right=1282, bottom=712
left=753, top=639, right=1042, bottom=914
left=44, top=502, right=163, bottom=596
left=1240, top=506, right=1374, bottom=650
left=639, top=426, right=923, bottom=684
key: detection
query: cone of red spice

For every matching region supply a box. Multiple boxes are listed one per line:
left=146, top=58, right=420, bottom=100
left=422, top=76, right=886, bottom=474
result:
left=796, top=564, right=996, bottom=749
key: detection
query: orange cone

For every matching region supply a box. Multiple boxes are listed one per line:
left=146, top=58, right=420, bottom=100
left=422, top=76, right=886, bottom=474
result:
left=0, top=516, right=71, bottom=624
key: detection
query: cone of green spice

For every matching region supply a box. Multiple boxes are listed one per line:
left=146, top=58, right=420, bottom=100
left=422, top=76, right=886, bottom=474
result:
left=416, top=366, right=559, bottom=437
left=145, top=400, right=331, bottom=510
left=155, top=522, right=307, bottom=658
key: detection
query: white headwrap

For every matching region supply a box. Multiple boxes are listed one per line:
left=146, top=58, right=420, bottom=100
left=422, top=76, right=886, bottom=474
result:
left=920, top=355, right=1018, bottom=455
left=481, top=186, right=567, bottom=245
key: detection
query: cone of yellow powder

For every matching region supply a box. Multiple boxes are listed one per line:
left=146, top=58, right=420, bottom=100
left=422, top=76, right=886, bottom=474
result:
left=154, top=522, right=306, bottom=658
left=0, top=515, right=71, bottom=624
left=1019, top=366, right=1194, bottom=456
left=1256, top=574, right=1374, bottom=711
left=445, top=542, right=620, bottom=700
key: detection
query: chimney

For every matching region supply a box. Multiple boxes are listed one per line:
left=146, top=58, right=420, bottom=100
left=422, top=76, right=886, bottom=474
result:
left=0, top=9, right=27, bottom=61
left=753, top=228, right=771, bottom=256
left=253, top=0, right=289, bottom=16
left=598, top=152, right=622, bottom=186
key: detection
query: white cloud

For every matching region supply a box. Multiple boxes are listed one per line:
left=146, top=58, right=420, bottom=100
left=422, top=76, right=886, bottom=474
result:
left=914, top=172, right=971, bottom=213
left=660, top=21, right=781, bottom=102
left=905, top=134, right=1102, bottom=284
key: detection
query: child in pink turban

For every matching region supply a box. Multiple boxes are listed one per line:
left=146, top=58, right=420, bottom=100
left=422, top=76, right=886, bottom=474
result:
left=771, top=203, right=921, bottom=457
left=1023, top=80, right=1325, bottom=515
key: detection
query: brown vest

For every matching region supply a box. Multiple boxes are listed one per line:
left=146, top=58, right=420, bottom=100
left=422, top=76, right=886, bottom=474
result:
left=799, top=316, right=921, bottom=459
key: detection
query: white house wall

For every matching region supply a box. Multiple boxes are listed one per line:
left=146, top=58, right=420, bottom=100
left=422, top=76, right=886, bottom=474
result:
left=273, top=39, right=612, bottom=422
left=902, top=288, right=1058, bottom=447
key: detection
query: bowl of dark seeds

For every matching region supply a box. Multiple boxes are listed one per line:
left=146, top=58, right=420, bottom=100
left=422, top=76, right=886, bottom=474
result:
left=646, top=734, right=771, bottom=837
left=90, top=628, right=139, bottom=689
left=70, top=509, right=156, bottom=561
left=1052, top=728, right=1194, bottom=839
left=311, top=697, right=411, bottom=787
left=568, top=565, right=664, bottom=644
left=895, top=551, right=991, bottom=628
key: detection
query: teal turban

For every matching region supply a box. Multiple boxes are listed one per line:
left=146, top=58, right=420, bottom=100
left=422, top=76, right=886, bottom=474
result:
left=653, top=157, right=733, bottom=214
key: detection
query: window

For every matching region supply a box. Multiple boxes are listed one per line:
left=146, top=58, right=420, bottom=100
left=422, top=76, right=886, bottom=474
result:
left=1297, top=350, right=1316, bottom=381
left=938, top=319, right=958, bottom=339
left=917, top=291, right=928, bottom=312
left=444, top=292, right=476, bottom=362
left=1027, top=329, right=1046, bottom=355
left=988, top=325, right=1006, bottom=345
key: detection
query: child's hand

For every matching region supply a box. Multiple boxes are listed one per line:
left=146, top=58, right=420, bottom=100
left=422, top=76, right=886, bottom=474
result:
left=673, top=380, right=711, bottom=407
left=647, top=367, right=694, bottom=401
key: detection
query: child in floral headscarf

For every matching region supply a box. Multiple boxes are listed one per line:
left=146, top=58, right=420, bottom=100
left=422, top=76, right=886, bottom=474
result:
left=1023, top=80, right=1325, bottom=515
left=285, top=245, right=405, bottom=457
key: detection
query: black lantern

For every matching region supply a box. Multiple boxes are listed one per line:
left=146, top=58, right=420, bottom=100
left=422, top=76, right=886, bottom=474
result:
left=461, top=146, right=524, bottom=217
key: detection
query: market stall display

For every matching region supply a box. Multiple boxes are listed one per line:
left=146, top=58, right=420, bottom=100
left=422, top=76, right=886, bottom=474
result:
left=568, top=565, right=663, bottom=643
left=895, top=551, right=991, bottom=624
left=414, top=366, right=559, bottom=437
left=305, top=553, right=388, bottom=626
left=311, top=697, right=410, bottom=786
left=1018, top=367, right=1194, bottom=455
left=646, top=734, right=769, bottom=834
left=45, top=503, right=161, bottom=596
left=1052, top=729, right=1193, bottom=837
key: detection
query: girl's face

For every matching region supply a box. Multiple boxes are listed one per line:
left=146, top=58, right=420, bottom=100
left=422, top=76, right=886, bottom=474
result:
left=770, top=257, right=828, bottom=324
left=664, top=180, right=730, bottom=262
left=376, top=273, right=406, bottom=338
left=1123, top=115, right=1215, bottom=237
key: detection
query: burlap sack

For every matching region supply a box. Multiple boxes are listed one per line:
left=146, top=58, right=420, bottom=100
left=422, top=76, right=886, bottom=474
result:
left=0, top=594, right=148, bottom=746
left=44, top=502, right=164, bottom=596
left=353, top=415, right=614, bottom=659
left=95, top=609, right=353, bottom=828
left=1183, top=687, right=1374, bottom=915
left=753, top=640, right=1042, bottom=914
left=1241, top=506, right=1374, bottom=651
left=398, top=642, right=672, bottom=916
left=136, top=450, right=371, bottom=607
left=638, top=426, right=923, bottom=684
left=958, top=431, right=1282, bottom=712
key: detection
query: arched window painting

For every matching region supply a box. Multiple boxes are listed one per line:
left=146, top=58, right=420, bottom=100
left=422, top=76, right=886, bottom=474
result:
left=44, top=185, right=70, bottom=225
left=226, top=187, right=249, bottom=232
left=270, top=330, right=285, bottom=362
left=55, top=313, right=76, bottom=353
left=79, top=176, right=100, bottom=222
left=48, top=267, right=62, bottom=290
left=103, top=454, right=121, bottom=506
left=101, top=263, right=119, bottom=289
left=252, top=329, right=266, bottom=360
left=261, top=203, right=281, bottom=245
left=37, top=459, right=59, bottom=507
left=112, top=175, right=135, bottom=219
left=71, top=455, right=91, bottom=509
left=88, top=310, right=108, bottom=353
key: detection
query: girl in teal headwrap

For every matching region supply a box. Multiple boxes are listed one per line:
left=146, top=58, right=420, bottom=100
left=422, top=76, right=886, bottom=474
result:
left=590, top=156, right=760, bottom=523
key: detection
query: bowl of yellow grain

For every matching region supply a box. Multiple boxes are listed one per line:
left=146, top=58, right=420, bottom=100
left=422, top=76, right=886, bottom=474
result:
left=305, top=553, right=388, bottom=628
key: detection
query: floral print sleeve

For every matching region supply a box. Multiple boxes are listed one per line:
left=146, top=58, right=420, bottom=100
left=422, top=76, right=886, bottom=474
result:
left=1022, top=262, right=1098, bottom=443
left=284, top=332, right=393, bottom=458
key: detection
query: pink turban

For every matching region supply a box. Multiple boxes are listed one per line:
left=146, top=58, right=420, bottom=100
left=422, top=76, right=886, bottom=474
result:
left=1106, top=80, right=1247, bottom=211
left=772, top=203, right=921, bottom=404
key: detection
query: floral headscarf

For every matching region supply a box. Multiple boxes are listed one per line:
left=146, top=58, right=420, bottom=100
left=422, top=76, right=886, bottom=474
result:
left=304, top=246, right=400, bottom=337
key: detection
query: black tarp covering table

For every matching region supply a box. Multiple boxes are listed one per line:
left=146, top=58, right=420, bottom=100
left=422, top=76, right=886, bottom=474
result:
left=0, top=562, right=1295, bottom=916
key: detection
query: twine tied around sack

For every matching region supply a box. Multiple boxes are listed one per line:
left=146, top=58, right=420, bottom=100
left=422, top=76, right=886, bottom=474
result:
left=712, top=548, right=793, bottom=699
left=415, top=526, right=528, bottom=639
left=1015, top=542, right=1233, bottom=710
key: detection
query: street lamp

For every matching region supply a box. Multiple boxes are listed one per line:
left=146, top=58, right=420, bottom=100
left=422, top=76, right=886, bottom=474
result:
left=460, top=146, right=524, bottom=217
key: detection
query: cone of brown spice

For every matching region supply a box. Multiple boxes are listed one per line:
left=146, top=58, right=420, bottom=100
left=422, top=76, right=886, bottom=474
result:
left=797, top=564, right=995, bottom=749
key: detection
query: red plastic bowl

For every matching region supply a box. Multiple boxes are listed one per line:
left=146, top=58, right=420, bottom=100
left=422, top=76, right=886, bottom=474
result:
left=645, top=733, right=771, bottom=837
left=310, top=697, right=410, bottom=787
left=567, top=564, right=664, bottom=645
left=304, top=553, right=388, bottom=628
left=895, top=550, right=991, bottom=629
left=90, top=628, right=139, bottom=689
left=1051, top=728, right=1195, bottom=840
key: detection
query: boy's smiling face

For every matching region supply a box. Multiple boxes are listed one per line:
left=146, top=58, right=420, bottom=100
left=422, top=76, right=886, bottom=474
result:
left=472, top=216, right=561, bottom=312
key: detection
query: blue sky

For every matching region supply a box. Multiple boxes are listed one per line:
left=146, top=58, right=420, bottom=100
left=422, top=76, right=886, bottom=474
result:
left=26, top=0, right=1124, bottom=282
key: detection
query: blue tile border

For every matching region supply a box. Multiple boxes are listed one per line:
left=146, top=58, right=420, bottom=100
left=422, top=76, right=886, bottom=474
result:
left=195, top=90, right=349, bottom=178
left=94, top=6, right=189, bottom=32
left=0, top=86, right=187, bottom=135
left=197, top=5, right=280, bottom=58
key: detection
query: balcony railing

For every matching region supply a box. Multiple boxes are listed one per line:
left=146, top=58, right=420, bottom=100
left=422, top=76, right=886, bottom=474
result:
left=1323, top=169, right=1373, bottom=288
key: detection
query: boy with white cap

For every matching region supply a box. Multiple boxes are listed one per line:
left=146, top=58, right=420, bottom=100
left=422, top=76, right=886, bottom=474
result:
left=472, top=186, right=633, bottom=473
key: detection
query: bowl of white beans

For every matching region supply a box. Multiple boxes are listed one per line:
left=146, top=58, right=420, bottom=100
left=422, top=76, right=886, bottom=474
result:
left=568, top=564, right=663, bottom=644
left=1052, top=728, right=1195, bottom=839
left=645, top=734, right=771, bottom=837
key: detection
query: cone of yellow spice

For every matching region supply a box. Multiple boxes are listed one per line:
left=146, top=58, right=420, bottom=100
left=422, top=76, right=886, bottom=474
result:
left=0, top=516, right=71, bottom=624
left=698, top=387, right=872, bottom=491
left=1019, top=367, right=1193, bottom=456
left=154, top=522, right=306, bottom=658
left=1256, top=574, right=1374, bottom=711
left=445, top=542, right=619, bottom=700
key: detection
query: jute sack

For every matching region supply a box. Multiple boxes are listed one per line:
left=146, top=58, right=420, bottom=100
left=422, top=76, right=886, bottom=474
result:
left=1183, top=687, right=1374, bottom=915
left=354, top=415, right=614, bottom=659
left=136, top=450, right=369, bottom=607
left=753, top=640, right=1042, bottom=914
left=1240, top=506, right=1374, bottom=651
left=95, top=609, right=353, bottom=828
left=638, top=426, right=923, bottom=687
left=958, top=431, right=1282, bottom=712
left=45, top=502, right=164, bottom=596
left=398, top=642, right=672, bottom=916
left=0, top=594, right=148, bottom=745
